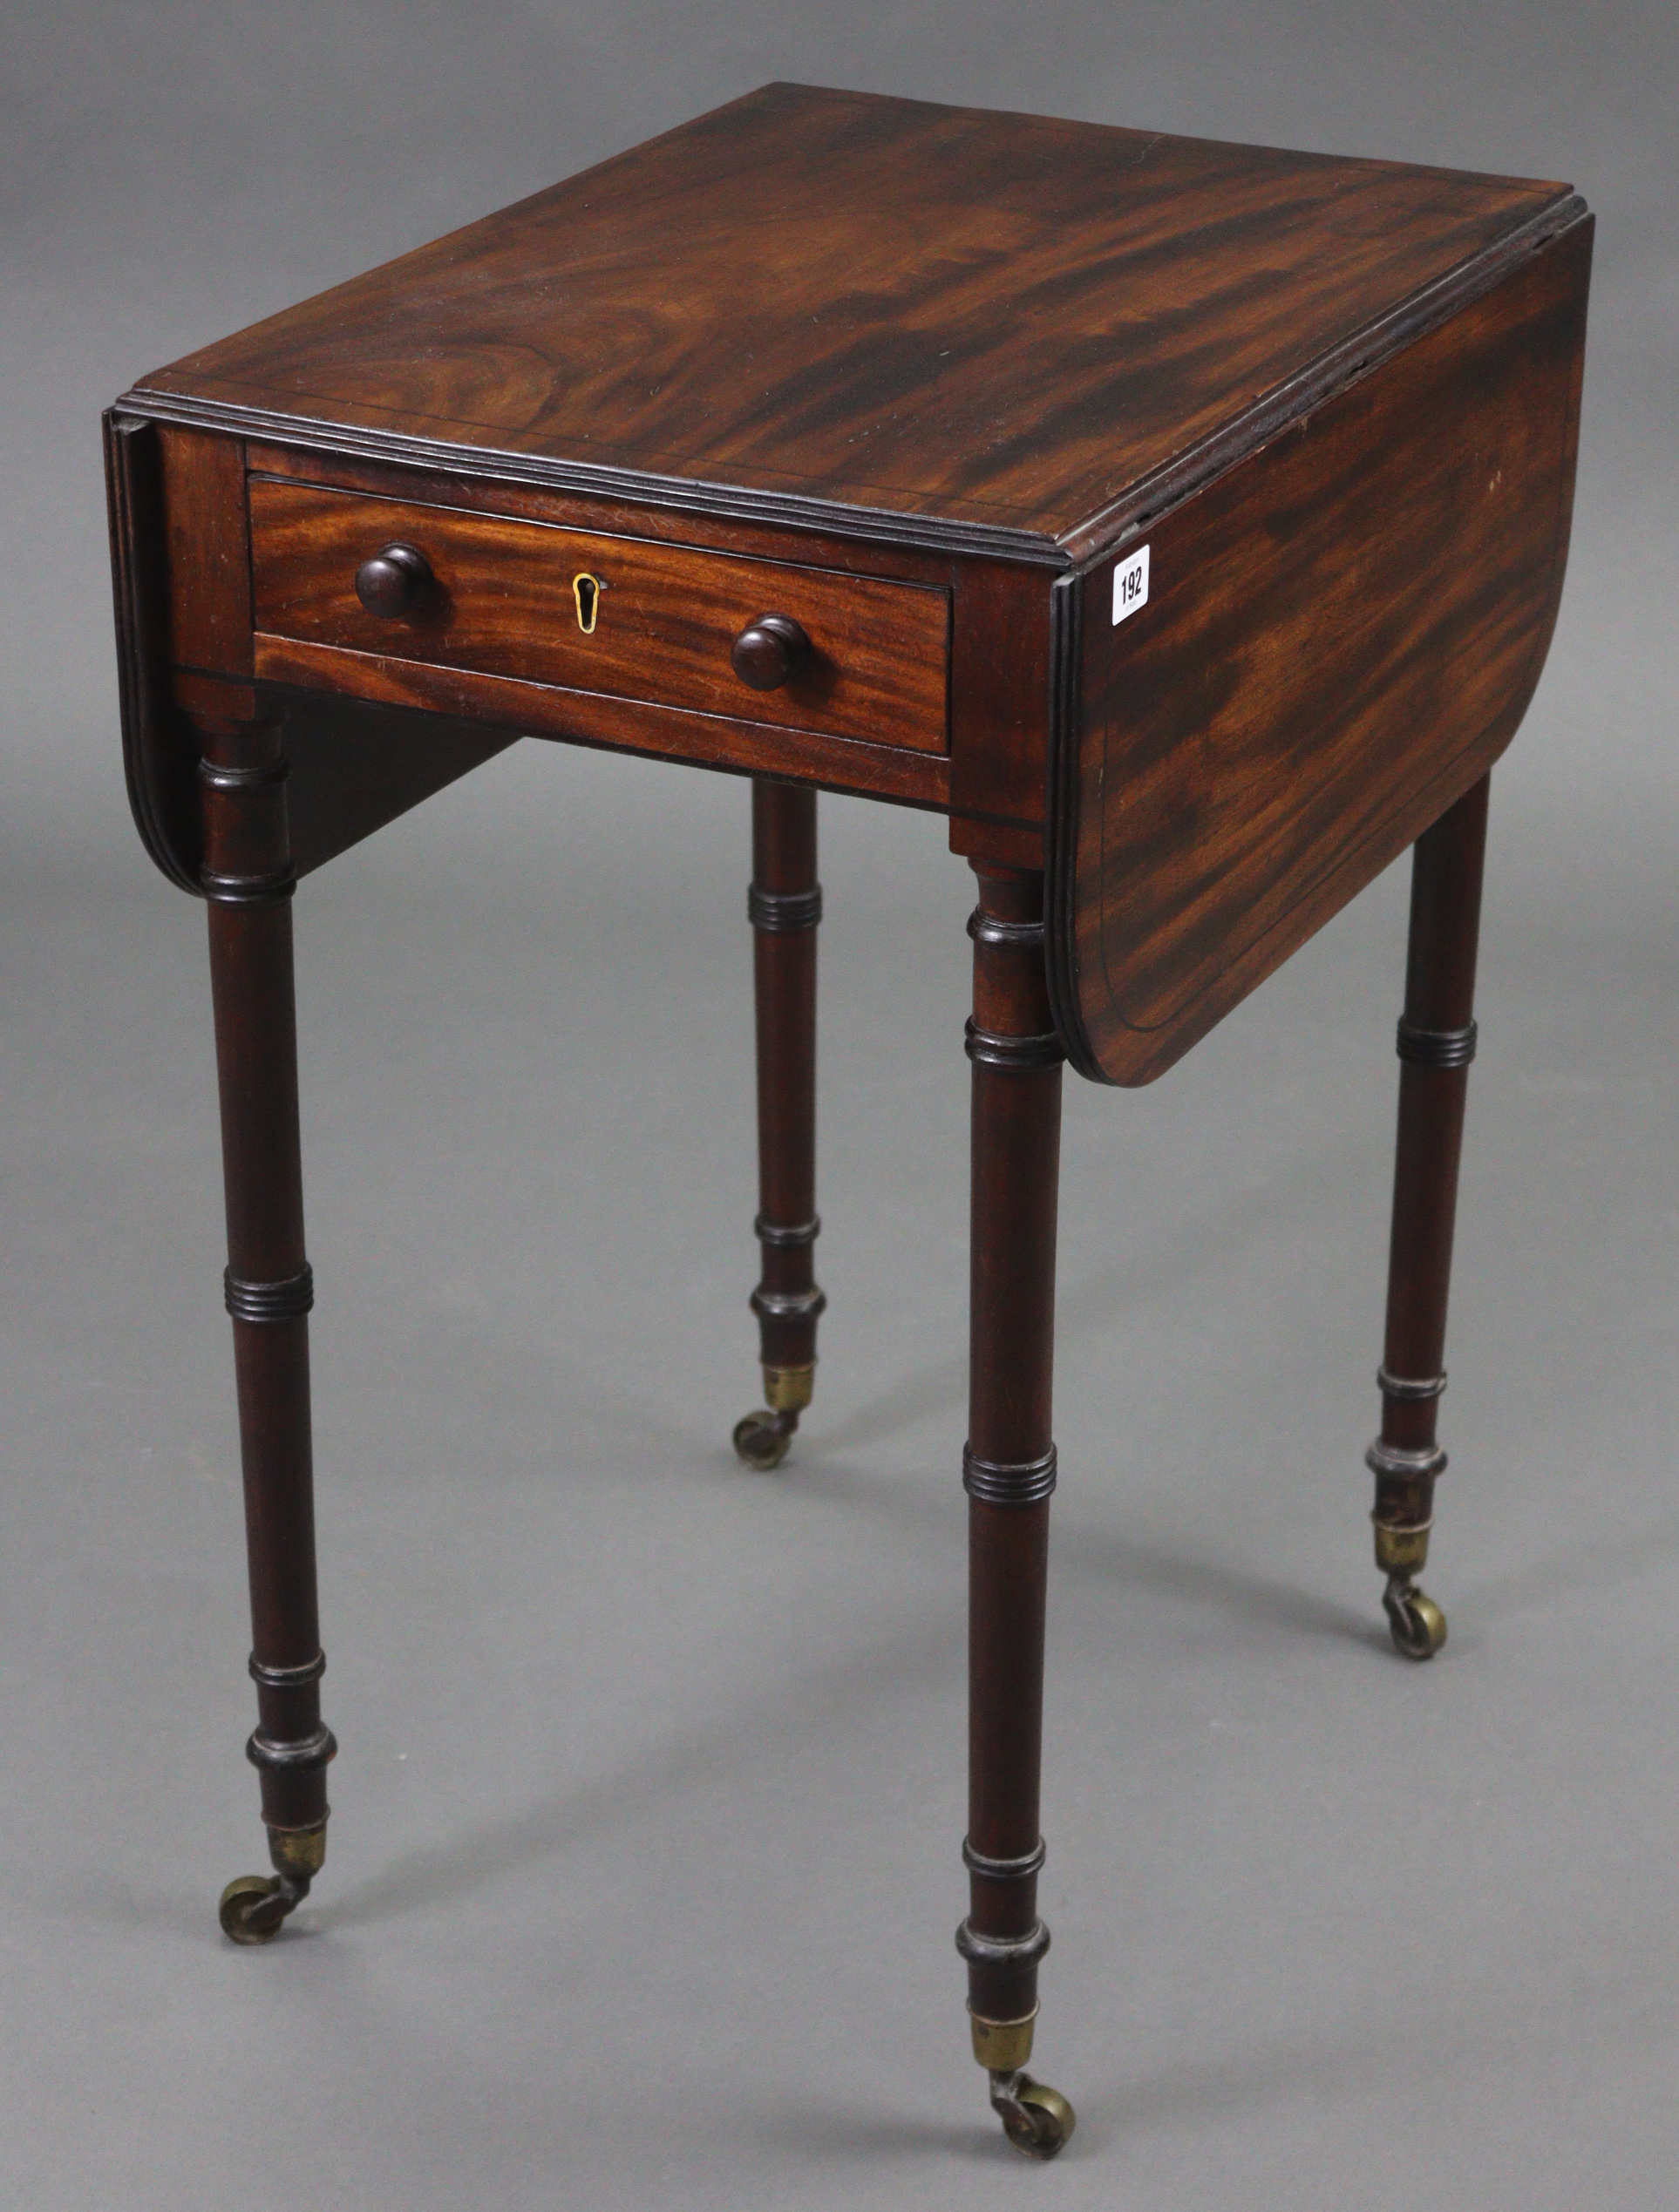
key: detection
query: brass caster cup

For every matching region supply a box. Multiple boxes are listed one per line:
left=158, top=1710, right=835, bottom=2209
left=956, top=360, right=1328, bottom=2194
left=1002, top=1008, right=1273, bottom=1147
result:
left=970, top=2006, right=1037, bottom=2073
left=1383, top=1575, right=1448, bottom=1660
left=218, top=1872, right=304, bottom=1945
left=269, top=1821, right=328, bottom=1882
left=732, top=1408, right=794, bottom=1470
left=762, top=1362, right=814, bottom=1415
left=989, top=2069, right=1076, bottom=2160
left=1372, top=1514, right=1432, bottom=1579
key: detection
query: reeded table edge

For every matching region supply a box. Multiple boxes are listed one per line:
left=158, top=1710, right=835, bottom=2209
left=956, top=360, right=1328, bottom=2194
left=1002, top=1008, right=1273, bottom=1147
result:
left=109, top=388, right=1069, bottom=568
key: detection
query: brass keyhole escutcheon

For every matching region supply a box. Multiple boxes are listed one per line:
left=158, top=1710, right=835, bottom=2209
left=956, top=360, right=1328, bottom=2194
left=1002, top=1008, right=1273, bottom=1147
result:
left=573, top=573, right=602, bottom=634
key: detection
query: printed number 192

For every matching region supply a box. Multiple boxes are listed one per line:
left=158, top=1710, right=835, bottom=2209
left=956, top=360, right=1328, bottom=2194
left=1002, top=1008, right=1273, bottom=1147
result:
left=1112, top=545, right=1151, bottom=626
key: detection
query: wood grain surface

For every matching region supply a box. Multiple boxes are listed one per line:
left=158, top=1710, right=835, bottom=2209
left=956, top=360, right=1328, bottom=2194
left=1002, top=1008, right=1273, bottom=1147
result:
left=252, top=633, right=952, bottom=809
left=250, top=477, right=951, bottom=753
left=128, top=84, right=1574, bottom=558
left=158, top=427, right=251, bottom=675
left=1047, top=215, right=1591, bottom=1086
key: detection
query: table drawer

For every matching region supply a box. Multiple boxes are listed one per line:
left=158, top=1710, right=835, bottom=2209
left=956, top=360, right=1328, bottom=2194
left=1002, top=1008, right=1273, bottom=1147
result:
left=248, top=479, right=950, bottom=755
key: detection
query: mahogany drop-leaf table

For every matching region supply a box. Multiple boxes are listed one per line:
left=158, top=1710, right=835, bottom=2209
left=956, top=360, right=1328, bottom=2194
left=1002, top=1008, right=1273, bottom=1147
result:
left=104, top=84, right=1590, bottom=2159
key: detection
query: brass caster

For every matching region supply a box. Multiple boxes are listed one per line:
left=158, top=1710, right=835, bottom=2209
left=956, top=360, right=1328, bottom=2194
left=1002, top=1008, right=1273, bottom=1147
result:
left=989, top=2070, right=1076, bottom=2161
left=218, top=1872, right=306, bottom=1945
left=1383, top=1575, right=1447, bottom=1661
left=732, top=1408, right=794, bottom=1470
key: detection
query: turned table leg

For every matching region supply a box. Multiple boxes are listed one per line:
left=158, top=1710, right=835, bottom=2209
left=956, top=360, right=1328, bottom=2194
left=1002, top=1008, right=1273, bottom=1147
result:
left=197, top=706, right=336, bottom=1941
left=733, top=780, right=826, bottom=1470
left=956, top=866, right=1075, bottom=2159
left=1368, top=772, right=1491, bottom=1660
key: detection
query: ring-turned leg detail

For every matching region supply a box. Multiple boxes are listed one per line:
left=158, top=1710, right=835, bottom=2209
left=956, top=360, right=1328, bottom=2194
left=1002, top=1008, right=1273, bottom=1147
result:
left=960, top=868, right=1074, bottom=2154
left=735, top=781, right=825, bottom=1469
left=199, top=704, right=336, bottom=1935
left=218, top=1652, right=337, bottom=1942
left=1368, top=773, right=1490, bottom=1659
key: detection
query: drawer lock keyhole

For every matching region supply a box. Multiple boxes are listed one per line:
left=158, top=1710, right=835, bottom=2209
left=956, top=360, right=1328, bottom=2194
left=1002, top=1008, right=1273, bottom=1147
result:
left=573, top=573, right=602, bottom=634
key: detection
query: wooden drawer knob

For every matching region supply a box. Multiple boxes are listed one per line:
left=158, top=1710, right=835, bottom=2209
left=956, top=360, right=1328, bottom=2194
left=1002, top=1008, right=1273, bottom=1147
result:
left=355, top=543, right=432, bottom=618
left=731, top=613, right=810, bottom=690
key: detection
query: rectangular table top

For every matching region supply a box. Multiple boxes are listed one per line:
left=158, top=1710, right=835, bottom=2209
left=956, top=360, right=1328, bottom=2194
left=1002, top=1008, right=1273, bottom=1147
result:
left=127, top=82, right=1577, bottom=565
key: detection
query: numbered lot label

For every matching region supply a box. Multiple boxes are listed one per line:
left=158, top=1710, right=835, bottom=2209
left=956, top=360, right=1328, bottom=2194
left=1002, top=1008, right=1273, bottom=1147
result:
left=1112, top=545, right=1150, bottom=626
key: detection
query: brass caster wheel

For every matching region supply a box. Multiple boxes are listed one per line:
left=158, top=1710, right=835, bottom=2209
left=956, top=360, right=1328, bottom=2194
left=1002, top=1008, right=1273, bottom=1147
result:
left=218, top=1872, right=302, bottom=1945
left=732, top=1408, right=793, bottom=1471
left=1383, top=1575, right=1447, bottom=1661
left=989, top=2070, right=1076, bottom=2161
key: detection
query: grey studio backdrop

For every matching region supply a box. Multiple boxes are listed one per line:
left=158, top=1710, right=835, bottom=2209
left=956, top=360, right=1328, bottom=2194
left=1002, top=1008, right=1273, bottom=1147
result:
left=4, top=6, right=1676, bottom=2208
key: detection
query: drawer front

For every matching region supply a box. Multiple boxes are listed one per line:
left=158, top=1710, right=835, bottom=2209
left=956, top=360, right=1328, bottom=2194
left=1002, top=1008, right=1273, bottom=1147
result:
left=249, top=479, right=950, bottom=754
